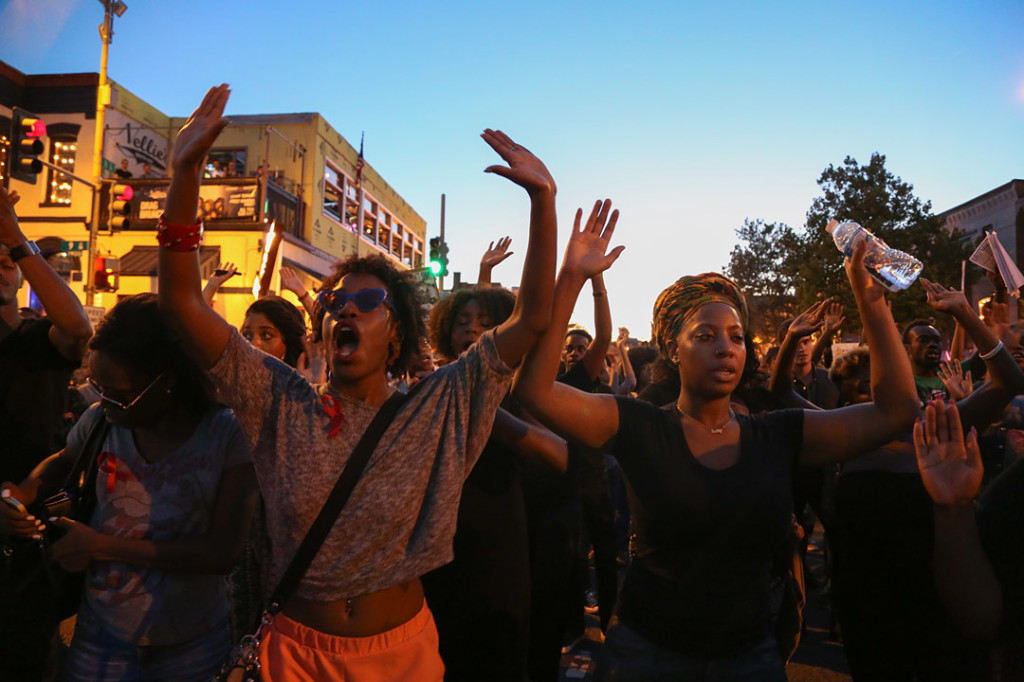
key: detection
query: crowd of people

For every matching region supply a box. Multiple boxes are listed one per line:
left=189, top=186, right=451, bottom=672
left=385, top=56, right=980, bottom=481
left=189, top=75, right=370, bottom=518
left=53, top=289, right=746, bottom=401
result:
left=1, top=83, right=1022, bottom=682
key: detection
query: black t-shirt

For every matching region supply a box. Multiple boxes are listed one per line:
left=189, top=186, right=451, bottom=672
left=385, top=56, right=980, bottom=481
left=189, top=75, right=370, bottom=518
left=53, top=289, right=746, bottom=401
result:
left=0, top=318, right=79, bottom=483
left=977, top=456, right=1024, bottom=643
left=610, top=397, right=804, bottom=657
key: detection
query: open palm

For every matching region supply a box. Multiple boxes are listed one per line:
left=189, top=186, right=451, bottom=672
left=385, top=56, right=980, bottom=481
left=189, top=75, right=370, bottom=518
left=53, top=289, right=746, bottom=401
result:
left=173, top=84, right=231, bottom=171
left=913, top=400, right=983, bottom=506
left=481, top=129, right=556, bottom=196
left=562, top=199, right=624, bottom=278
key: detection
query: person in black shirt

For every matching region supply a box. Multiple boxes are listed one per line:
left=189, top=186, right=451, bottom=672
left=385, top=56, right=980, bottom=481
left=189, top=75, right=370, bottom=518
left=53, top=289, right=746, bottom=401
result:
left=0, top=186, right=93, bottom=681
left=514, top=205, right=919, bottom=681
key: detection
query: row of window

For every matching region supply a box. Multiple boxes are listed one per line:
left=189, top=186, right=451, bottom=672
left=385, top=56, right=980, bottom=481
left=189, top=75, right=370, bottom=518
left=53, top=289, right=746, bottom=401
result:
left=323, top=162, right=424, bottom=268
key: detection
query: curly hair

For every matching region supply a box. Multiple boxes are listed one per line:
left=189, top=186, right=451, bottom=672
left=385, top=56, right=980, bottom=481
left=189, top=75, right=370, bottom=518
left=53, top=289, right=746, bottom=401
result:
left=246, top=295, right=307, bottom=368
left=89, top=293, right=214, bottom=413
left=317, top=254, right=427, bottom=377
left=428, top=286, right=516, bottom=361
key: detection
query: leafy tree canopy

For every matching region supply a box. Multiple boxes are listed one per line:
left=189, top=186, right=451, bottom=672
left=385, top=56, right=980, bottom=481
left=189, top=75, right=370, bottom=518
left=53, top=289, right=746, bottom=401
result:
left=727, top=153, right=969, bottom=343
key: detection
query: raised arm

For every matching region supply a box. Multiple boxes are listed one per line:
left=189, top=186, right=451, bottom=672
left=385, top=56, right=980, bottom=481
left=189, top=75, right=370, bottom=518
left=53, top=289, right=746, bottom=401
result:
left=280, top=266, right=319, bottom=320
left=481, top=131, right=557, bottom=368
left=201, top=261, right=238, bottom=306
left=769, top=299, right=829, bottom=410
left=0, top=187, right=92, bottom=361
left=579, top=272, right=612, bottom=381
left=477, top=236, right=513, bottom=287
left=513, top=200, right=624, bottom=449
left=920, top=278, right=1024, bottom=429
left=158, top=85, right=235, bottom=368
left=800, top=239, right=920, bottom=465
left=614, top=329, right=636, bottom=395
left=913, top=399, right=1001, bottom=640
left=811, top=301, right=844, bottom=366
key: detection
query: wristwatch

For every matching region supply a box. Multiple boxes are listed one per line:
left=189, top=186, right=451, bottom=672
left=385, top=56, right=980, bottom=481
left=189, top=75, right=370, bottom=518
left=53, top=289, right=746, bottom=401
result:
left=8, top=240, right=41, bottom=262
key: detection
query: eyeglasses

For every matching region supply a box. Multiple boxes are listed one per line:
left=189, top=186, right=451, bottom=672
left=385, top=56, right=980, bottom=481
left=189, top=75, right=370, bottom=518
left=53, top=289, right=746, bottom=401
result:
left=86, top=372, right=165, bottom=411
left=317, top=288, right=393, bottom=316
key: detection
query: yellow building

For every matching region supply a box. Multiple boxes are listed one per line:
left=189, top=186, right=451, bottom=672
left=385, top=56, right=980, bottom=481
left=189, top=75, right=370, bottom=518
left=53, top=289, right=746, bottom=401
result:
left=1, top=59, right=427, bottom=329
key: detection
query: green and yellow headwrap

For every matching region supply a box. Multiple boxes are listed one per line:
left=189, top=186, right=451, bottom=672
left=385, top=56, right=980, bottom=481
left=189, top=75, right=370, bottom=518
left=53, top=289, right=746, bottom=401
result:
left=652, top=272, right=748, bottom=363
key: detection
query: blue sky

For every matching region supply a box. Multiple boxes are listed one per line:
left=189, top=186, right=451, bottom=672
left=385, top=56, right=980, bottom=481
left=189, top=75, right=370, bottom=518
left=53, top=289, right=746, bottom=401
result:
left=2, top=0, right=1022, bottom=337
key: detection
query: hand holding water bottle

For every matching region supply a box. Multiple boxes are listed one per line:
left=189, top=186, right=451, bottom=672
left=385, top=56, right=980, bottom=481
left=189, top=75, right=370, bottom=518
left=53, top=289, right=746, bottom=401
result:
left=827, top=219, right=922, bottom=291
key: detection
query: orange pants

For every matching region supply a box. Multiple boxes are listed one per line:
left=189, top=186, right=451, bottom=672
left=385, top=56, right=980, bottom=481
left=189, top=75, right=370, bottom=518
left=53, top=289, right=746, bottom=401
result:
left=259, top=602, right=444, bottom=681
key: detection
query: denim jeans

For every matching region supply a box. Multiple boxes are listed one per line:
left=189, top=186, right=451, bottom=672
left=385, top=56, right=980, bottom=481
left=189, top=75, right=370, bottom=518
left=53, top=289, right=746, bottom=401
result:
left=598, top=619, right=787, bottom=682
left=62, top=602, right=231, bottom=682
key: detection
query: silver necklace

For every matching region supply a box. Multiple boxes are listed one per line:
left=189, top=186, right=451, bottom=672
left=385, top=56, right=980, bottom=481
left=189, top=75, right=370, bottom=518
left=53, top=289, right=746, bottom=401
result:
left=675, top=405, right=736, bottom=435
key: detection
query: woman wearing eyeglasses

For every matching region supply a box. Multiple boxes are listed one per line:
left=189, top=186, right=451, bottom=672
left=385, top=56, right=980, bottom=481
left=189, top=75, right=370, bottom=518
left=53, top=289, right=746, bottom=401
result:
left=512, top=205, right=921, bottom=681
left=158, top=85, right=556, bottom=680
left=0, top=293, right=258, bottom=681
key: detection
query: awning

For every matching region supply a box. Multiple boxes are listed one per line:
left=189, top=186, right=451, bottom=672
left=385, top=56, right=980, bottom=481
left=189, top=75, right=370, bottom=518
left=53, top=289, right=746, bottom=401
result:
left=119, top=245, right=220, bottom=278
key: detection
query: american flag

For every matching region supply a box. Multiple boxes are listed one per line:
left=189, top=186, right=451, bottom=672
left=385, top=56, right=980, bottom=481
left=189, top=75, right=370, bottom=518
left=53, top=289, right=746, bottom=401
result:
left=355, top=132, right=364, bottom=188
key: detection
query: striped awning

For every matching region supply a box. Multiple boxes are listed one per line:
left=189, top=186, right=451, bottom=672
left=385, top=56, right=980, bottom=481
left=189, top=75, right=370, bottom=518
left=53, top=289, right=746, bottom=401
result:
left=118, top=245, right=220, bottom=278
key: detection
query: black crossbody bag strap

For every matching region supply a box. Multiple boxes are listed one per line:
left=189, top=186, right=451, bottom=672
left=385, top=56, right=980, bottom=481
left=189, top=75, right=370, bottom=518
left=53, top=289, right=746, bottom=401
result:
left=52, top=412, right=110, bottom=515
left=267, top=387, right=415, bottom=613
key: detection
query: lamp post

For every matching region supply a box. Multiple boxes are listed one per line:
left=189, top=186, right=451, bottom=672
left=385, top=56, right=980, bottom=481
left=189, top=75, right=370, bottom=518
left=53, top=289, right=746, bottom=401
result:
left=86, top=0, right=127, bottom=305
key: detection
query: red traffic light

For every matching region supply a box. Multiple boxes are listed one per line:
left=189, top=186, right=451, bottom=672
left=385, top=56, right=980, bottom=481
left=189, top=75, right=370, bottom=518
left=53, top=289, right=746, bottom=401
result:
left=114, top=184, right=133, bottom=200
left=24, top=118, right=46, bottom=139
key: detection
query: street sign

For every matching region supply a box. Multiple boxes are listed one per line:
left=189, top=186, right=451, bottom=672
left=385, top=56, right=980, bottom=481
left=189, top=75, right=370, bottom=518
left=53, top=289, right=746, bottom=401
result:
left=60, top=240, right=88, bottom=252
left=83, top=305, right=106, bottom=327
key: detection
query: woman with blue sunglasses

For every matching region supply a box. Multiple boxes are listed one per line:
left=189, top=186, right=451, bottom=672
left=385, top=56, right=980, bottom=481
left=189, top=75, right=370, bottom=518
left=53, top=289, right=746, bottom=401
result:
left=159, top=84, right=557, bottom=680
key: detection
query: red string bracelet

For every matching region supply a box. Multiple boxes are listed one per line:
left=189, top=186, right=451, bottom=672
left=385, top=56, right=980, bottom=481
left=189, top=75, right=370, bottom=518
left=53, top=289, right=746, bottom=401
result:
left=156, top=214, right=204, bottom=252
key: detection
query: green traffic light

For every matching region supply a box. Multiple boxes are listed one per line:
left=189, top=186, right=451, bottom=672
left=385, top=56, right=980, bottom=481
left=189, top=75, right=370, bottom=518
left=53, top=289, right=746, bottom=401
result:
left=428, top=260, right=443, bottom=276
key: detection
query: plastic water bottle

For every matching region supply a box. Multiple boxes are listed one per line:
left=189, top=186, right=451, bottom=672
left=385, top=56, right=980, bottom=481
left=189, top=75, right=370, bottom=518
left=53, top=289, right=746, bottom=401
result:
left=826, top=220, right=923, bottom=292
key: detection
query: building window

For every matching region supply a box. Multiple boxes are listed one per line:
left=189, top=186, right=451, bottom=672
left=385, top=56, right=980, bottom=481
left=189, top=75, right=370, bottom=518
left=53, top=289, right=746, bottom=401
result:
left=205, top=149, right=246, bottom=178
left=323, top=162, right=344, bottom=223
left=45, top=139, right=77, bottom=205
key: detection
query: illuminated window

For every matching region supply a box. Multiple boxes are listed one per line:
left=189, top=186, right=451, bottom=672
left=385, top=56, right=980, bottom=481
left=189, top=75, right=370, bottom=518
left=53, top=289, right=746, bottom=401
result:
left=323, top=162, right=343, bottom=222
left=47, top=138, right=77, bottom=206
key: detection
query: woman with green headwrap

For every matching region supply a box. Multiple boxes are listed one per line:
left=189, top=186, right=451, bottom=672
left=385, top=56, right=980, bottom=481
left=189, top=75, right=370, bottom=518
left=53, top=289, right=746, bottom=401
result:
left=513, top=199, right=920, bottom=680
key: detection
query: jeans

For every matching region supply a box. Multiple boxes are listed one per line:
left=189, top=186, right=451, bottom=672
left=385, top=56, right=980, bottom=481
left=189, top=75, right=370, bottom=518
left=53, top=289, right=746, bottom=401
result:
left=598, top=619, right=786, bottom=682
left=62, top=602, right=230, bottom=682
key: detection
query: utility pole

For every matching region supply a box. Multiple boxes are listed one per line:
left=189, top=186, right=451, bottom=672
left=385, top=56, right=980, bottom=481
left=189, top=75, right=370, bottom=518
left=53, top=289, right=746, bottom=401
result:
left=87, top=0, right=127, bottom=305
left=439, top=193, right=446, bottom=292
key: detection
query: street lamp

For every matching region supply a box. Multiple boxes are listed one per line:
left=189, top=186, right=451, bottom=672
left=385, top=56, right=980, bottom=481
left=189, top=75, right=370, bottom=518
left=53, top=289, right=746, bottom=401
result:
left=87, top=0, right=127, bottom=305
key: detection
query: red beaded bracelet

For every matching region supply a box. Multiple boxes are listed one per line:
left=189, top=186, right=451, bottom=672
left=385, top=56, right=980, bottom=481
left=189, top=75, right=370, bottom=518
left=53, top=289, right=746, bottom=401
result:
left=156, top=215, right=204, bottom=252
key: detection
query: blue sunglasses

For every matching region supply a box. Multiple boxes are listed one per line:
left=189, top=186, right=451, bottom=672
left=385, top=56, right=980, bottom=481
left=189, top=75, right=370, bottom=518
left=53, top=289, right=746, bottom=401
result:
left=317, top=288, right=393, bottom=316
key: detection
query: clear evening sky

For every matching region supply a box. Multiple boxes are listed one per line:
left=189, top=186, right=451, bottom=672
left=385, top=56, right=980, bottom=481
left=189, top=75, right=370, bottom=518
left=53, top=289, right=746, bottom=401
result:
left=2, top=0, right=1022, bottom=339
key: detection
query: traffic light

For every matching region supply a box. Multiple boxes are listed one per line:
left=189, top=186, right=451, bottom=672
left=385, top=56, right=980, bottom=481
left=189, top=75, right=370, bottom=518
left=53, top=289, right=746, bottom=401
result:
left=428, top=236, right=449, bottom=277
left=9, top=108, right=46, bottom=184
left=107, top=182, right=134, bottom=231
left=94, top=256, right=120, bottom=292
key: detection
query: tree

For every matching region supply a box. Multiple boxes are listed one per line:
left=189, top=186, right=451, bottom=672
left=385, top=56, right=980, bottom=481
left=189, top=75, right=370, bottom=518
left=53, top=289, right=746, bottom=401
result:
left=793, top=153, right=968, bottom=337
left=725, top=218, right=800, bottom=344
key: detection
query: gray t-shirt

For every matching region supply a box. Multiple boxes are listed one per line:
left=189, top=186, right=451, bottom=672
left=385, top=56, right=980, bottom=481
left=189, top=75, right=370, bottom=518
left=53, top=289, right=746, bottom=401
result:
left=68, top=405, right=251, bottom=645
left=209, top=327, right=514, bottom=601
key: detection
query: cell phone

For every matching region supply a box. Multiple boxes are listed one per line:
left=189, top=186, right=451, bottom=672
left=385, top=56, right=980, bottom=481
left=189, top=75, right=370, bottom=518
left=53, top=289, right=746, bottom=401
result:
left=213, top=268, right=237, bottom=278
left=2, top=493, right=27, bottom=514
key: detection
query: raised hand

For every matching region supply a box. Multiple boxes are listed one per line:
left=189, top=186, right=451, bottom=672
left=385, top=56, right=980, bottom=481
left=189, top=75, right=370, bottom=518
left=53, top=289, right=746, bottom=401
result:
left=279, top=266, right=306, bottom=297
left=561, top=199, right=624, bottom=279
left=789, top=299, right=831, bottom=338
left=481, top=237, right=514, bottom=270
left=844, top=240, right=886, bottom=303
left=823, top=301, right=845, bottom=335
left=481, top=129, right=556, bottom=197
left=617, top=327, right=630, bottom=345
left=937, top=360, right=973, bottom=401
left=913, top=400, right=983, bottom=506
left=172, top=84, right=231, bottom=172
left=0, top=187, right=24, bottom=246
left=297, top=332, right=327, bottom=384
left=920, top=278, right=971, bottom=317
left=208, top=262, right=238, bottom=288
